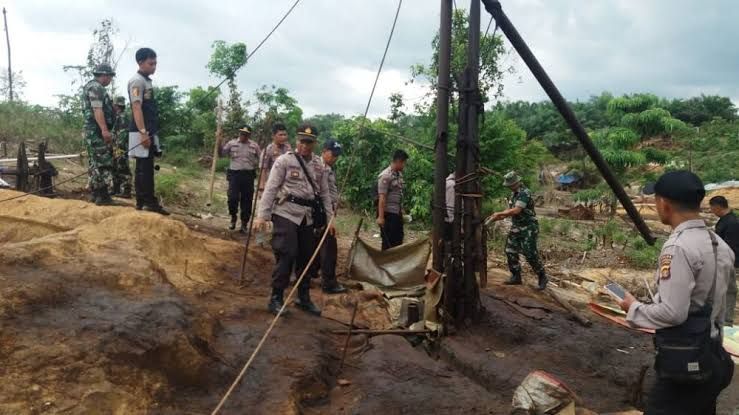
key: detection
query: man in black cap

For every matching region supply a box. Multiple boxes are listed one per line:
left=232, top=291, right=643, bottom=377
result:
left=619, top=170, right=735, bottom=414
left=255, top=123, right=334, bottom=316
left=127, top=47, right=168, bottom=215
left=316, top=139, right=347, bottom=294
left=709, top=195, right=738, bottom=325
left=220, top=125, right=261, bottom=232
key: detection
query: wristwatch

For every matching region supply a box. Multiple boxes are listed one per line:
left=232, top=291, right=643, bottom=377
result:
left=139, top=129, right=148, bottom=135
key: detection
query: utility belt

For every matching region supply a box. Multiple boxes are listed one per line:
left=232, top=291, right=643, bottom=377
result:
left=287, top=195, right=315, bottom=207
left=287, top=194, right=327, bottom=229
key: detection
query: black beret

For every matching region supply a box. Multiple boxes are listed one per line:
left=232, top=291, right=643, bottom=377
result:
left=654, top=170, right=705, bottom=205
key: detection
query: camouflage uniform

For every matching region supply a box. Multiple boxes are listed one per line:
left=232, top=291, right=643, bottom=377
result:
left=82, top=78, right=114, bottom=194
left=505, top=184, right=546, bottom=280
left=112, top=96, right=132, bottom=195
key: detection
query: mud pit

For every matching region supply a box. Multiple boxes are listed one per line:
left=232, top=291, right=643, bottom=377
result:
left=0, top=190, right=734, bottom=414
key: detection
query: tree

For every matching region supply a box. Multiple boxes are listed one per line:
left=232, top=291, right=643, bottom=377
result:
left=0, top=69, right=26, bottom=101
left=249, top=85, right=303, bottom=145
left=411, top=9, right=510, bottom=106
left=207, top=40, right=247, bottom=136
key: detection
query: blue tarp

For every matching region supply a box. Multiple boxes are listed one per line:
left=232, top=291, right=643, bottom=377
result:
left=557, top=174, right=580, bottom=185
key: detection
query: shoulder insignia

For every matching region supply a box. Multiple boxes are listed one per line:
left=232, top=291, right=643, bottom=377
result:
left=382, top=178, right=389, bottom=184
left=290, top=170, right=300, bottom=178
left=659, top=254, right=672, bottom=280
left=132, top=87, right=140, bottom=98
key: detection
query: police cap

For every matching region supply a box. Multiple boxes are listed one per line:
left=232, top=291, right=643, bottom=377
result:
left=654, top=170, right=705, bottom=206
left=239, top=125, right=253, bottom=135
left=323, top=139, right=342, bottom=156
left=297, top=123, right=318, bottom=142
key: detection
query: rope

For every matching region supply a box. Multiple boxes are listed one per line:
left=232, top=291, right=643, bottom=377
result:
left=210, top=2, right=403, bottom=411
left=338, top=0, right=403, bottom=197
left=210, top=215, right=336, bottom=415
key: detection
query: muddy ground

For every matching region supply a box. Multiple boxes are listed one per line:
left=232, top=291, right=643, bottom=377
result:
left=0, top=189, right=737, bottom=414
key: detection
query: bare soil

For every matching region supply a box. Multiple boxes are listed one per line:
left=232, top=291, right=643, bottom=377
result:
left=0, top=189, right=737, bottom=414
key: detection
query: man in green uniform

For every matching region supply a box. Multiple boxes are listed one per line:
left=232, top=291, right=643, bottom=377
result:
left=488, top=171, right=548, bottom=290
left=82, top=63, right=116, bottom=205
left=111, top=96, right=132, bottom=198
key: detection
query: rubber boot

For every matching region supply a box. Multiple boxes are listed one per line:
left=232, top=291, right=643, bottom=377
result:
left=294, top=285, right=321, bottom=316
left=504, top=272, right=522, bottom=286
left=536, top=272, right=549, bottom=291
left=267, top=288, right=288, bottom=316
left=95, top=187, right=114, bottom=206
left=229, top=215, right=237, bottom=230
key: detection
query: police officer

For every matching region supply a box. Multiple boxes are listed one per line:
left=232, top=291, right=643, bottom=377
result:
left=488, top=171, right=548, bottom=290
left=377, top=149, right=409, bottom=250
left=127, top=47, right=168, bottom=215
left=254, top=123, right=335, bottom=316
left=709, top=195, right=739, bottom=325
left=111, top=96, right=132, bottom=198
left=258, top=122, right=291, bottom=191
left=317, top=139, right=347, bottom=294
left=220, top=125, right=261, bottom=232
left=619, top=171, right=735, bottom=414
left=82, top=63, right=116, bottom=205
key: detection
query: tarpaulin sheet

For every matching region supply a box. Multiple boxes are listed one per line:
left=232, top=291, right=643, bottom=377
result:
left=348, top=237, right=430, bottom=292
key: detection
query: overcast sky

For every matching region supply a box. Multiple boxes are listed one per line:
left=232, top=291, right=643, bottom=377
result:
left=3, top=0, right=739, bottom=118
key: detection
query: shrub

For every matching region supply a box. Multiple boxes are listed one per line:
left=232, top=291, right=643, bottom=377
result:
left=155, top=173, right=184, bottom=204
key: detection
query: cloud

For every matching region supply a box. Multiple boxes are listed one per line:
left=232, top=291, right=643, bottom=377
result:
left=3, top=0, right=739, bottom=116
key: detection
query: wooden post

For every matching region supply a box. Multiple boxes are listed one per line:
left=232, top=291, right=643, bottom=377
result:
left=207, top=99, right=223, bottom=207
left=2, top=8, right=12, bottom=102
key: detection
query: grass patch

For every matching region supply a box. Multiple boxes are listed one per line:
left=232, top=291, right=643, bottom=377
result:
left=625, top=236, right=664, bottom=269
left=155, top=172, right=185, bottom=205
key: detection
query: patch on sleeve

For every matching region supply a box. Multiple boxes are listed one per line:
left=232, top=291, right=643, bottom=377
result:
left=659, top=254, right=672, bottom=279
left=290, top=170, right=300, bottom=179
left=131, top=87, right=140, bottom=98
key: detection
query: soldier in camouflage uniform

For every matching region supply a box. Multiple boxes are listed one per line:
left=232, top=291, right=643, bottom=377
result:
left=82, top=63, right=116, bottom=205
left=111, top=96, right=132, bottom=198
left=488, top=171, right=549, bottom=290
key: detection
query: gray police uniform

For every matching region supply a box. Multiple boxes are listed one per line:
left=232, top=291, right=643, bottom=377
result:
left=259, top=142, right=292, bottom=189
left=318, top=158, right=340, bottom=288
left=127, top=71, right=161, bottom=209
left=221, top=138, right=261, bottom=224
left=258, top=151, right=334, bottom=291
left=377, top=165, right=404, bottom=250
left=627, top=219, right=735, bottom=414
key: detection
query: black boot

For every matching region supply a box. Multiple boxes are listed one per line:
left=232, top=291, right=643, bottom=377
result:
left=504, top=273, right=522, bottom=285
left=95, top=187, right=114, bottom=206
left=110, top=180, right=121, bottom=196
left=536, top=272, right=549, bottom=291
left=267, top=288, right=288, bottom=316
left=322, top=279, right=347, bottom=294
left=240, top=218, right=249, bottom=233
left=229, top=215, right=237, bottom=230
left=143, top=198, right=170, bottom=216
left=294, top=285, right=321, bottom=316
left=119, top=184, right=132, bottom=199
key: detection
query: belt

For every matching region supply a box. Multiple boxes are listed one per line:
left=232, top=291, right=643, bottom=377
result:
left=287, top=195, right=315, bottom=207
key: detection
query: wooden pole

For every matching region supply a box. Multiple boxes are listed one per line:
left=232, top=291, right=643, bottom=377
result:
left=3, top=8, right=12, bottom=102
left=338, top=302, right=359, bottom=373
left=207, top=99, right=223, bottom=207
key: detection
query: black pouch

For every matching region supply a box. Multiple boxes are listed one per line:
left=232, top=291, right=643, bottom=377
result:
left=654, top=311, right=715, bottom=384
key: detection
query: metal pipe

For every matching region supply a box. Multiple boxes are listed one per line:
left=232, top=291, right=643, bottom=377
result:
left=480, top=0, right=655, bottom=244
left=432, top=0, right=453, bottom=272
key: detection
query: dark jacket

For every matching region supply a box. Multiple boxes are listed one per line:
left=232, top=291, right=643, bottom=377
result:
left=716, top=210, right=739, bottom=267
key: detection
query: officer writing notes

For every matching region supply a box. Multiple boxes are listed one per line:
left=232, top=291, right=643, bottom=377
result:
left=619, top=171, right=735, bottom=414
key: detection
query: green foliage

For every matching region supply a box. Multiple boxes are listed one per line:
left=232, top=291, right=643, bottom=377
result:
left=621, top=108, right=686, bottom=137
left=607, top=93, right=658, bottom=115
left=642, top=147, right=669, bottom=164
left=156, top=86, right=186, bottom=138
left=216, top=157, right=230, bottom=173
left=411, top=9, right=509, bottom=105
left=666, top=95, right=738, bottom=125
left=625, top=236, right=663, bottom=269
left=0, top=102, right=82, bottom=153
left=155, top=172, right=184, bottom=204
left=249, top=85, right=303, bottom=144
left=206, top=41, right=248, bottom=79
